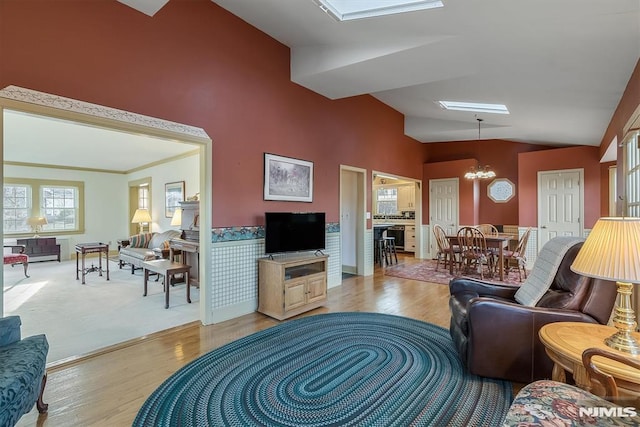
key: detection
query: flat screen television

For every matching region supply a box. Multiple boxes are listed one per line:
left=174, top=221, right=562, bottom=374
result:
left=265, top=212, right=326, bottom=254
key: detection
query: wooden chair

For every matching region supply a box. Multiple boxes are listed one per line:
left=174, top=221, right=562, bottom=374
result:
left=3, top=245, right=29, bottom=277
left=475, top=224, right=499, bottom=236
left=502, top=227, right=531, bottom=281
left=456, top=227, right=494, bottom=279
left=433, top=225, right=459, bottom=272
left=582, top=347, right=640, bottom=406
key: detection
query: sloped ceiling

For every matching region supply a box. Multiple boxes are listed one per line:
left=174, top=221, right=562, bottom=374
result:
left=105, top=0, right=640, bottom=158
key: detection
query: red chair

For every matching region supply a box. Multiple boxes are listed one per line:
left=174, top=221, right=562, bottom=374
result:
left=4, top=245, right=29, bottom=277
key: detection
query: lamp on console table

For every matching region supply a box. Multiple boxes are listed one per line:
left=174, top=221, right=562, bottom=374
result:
left=131, top=209, right=152, bottom=234
left=170, top=208, right=182, bottom=227
left=571, top=217, right=640, bottom=354
left=27, top=216, right=48, bottom=238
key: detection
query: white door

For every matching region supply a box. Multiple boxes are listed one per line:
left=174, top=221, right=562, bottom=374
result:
left=537, top=169, right=583, bottom=249
left=429, top=178, right=459, bottom=258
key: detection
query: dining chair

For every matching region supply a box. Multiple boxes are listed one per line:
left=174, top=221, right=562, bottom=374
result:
left=475, top=224, right=500, bottom=267
left=433, top=225, right=459, bottom=272
left=502, top=227, right=532, bottom=281
left=456, top=226, right=494, bottom=279
left=475, top=224, right=499, bottom=236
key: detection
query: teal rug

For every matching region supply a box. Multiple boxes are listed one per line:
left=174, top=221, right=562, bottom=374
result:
left=134, top=312, right=512, bottom=426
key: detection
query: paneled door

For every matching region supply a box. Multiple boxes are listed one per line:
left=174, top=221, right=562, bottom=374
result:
left=429, top=178, right=459, bottom=258
left=537, top=169, right=583, bottom=250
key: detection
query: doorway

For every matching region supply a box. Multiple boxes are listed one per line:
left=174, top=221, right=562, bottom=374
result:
left=537, top=169, right=584, bottom=249
left=371, top=171, right=423, bottom=261
left=0, top=86, right=213, bottom=361
left=340, top=166, right=366, bottom=276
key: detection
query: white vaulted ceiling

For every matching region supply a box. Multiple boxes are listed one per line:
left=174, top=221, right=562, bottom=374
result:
left=208, top=0, right=640, bottom=148
left=98, top=0, right=640, bottom=151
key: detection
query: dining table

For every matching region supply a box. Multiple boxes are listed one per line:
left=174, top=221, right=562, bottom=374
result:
left=447, top=233, right=514, bottom=281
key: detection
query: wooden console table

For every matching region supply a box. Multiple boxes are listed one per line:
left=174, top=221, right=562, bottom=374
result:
left=540, top=322, right=640, bottom=403
left=75, top=242, right=109, bottom=284
left=258, top=255, right=328, bottom=320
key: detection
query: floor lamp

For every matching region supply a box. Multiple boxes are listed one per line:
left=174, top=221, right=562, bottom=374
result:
left=571, top=217, right=640, bottom=354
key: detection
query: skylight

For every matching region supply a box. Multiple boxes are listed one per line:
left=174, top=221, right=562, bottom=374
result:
left=438, top=101, right=510, bottom=115
left=314, top=0, right=444, bottom=21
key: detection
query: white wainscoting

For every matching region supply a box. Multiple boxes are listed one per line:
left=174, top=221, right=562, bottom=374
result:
left=209, top=232, right=341, bottom=323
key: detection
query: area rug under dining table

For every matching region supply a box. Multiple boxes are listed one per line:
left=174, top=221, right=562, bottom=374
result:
left=384, top=259, right=524, bottom=287
left=134, top=312, right=513, bottom=426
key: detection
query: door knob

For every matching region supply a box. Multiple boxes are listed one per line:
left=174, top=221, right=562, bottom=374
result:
left=541, top=226, right=547, bottom=229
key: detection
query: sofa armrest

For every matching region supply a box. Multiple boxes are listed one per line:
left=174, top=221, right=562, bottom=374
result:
left=0, top=315, right=21, bottom=346
left=449, top=277, right=519, bottom=300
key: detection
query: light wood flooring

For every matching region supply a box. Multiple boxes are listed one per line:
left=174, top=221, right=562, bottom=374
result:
left=17, top=254, right=464, bottom=426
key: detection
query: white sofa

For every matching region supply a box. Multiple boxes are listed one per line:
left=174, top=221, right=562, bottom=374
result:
left=118, top=230, right=181, bottom=273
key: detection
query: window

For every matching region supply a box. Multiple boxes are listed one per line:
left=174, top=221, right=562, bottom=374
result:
left=376, top=187, right=397, bottom=215
left=3, top=178, right=84, bottom=235
left=138, top=184, right=149, bottom=210
left=41, top=185, right=79, bottom=231
left=625, top=131, right=640, bottom=216
left=487, top=178, right=515, bottom=203
left=4, top=184, right=32, bottom=233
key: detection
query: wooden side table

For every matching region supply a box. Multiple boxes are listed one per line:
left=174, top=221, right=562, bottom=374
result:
left=75, top=242, right=109, bottom=284
left=142, top=259, right=191, bottom=309
left=539, top=322, right=640, bottom=402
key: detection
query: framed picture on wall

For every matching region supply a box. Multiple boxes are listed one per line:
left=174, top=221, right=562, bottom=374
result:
left=264, top=153, right=313, bottom=202
left=165, top=181, right=185, bottom=217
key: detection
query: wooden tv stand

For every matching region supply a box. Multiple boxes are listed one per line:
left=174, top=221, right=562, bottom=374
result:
left=258, top=254, right=328, bottom=320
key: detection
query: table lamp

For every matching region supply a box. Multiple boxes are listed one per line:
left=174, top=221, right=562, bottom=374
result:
left=571, top=217, right=640, bottom=354
left=131, top=209, right=152, bottom=234
left=26, top=216, right=48, bottom=237
left=170, top=208, right=182, bottom=228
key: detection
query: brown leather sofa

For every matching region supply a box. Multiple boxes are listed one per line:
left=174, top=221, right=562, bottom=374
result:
left=449, top=241, right=617, bottom=383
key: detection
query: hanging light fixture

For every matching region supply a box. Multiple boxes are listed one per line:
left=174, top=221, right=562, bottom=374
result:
left=464, top=118, right=496, bottom=180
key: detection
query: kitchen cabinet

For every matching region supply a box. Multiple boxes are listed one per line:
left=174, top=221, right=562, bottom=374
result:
left=404, top=225, right=416, bottom=252
left=397, top=185, right=416, bottom=211
left=258, top=255, right=328, bottom=320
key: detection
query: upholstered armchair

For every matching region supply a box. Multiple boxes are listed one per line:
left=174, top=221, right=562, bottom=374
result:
left=449, top=237, right=617, bottom=383
left=0, top=316, right=48, bottom=426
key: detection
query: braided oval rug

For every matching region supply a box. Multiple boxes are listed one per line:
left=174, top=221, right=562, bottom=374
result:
left=134, top=312, right=512, bottom=426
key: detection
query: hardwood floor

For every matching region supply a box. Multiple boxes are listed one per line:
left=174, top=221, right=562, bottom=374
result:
left=17, top=255, right=456, bottom=426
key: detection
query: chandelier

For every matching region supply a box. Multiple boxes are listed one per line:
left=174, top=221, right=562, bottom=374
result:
left=464, top=165, right=496, bottom=180
left=464, top=118, right=496, bottom=180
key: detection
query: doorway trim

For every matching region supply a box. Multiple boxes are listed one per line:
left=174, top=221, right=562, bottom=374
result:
left=428, top=178, right=459, bottom=259
left=0, top=85, right=214, bottom=324
left=340, top=165, right=367, bottom=276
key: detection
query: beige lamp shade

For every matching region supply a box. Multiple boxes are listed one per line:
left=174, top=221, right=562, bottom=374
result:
left=170, top=208, right=182, bottom=227
left=570, top=217, right=640, bottom=283
left=27, top=217, right=48, bottom=227
left=131, top=208, right=152, bottom=224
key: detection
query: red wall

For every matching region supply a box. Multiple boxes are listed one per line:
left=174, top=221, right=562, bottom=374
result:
left=518, top=146, right=602, bottom=228
left=422, top=139, right=552, bottom=225
left=0, top=0, right=426, bottom=227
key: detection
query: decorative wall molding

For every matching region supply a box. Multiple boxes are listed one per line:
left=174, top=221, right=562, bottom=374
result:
left=0, top=85, right=209, bottom=139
